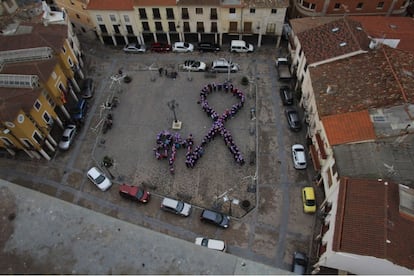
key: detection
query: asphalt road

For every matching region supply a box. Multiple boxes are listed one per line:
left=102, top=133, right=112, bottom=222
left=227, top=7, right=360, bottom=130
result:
left=0, top=39, right=320, bottom=273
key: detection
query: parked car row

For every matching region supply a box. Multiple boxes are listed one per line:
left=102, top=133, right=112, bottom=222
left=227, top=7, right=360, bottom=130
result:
left=58, top=78, right=95, bottom=151
left=123, top=40, right=254, bottom=54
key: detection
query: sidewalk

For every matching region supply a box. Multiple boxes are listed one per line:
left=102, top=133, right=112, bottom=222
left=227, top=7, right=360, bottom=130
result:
left=0, top=179, right=291, bottom=274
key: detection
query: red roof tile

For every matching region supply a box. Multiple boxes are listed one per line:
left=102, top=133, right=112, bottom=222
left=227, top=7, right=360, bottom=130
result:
left=322, top=110, right=376, bottom=145
left=290, top=17, right=339, bottom=35
left=87, top=0, right=134, bottom=10
left=297, top=17, right=371, bottom=64
left=350, top=16, right=414, bottom=53
left=333, top=178, right=414, bottom=270
left=311, top=46, right=414, bottom=117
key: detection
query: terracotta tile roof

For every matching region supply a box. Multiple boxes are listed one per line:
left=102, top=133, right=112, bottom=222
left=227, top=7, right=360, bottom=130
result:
left=311, top=46, right=414, bottom=117
left=243, top=0, right=289, bottom=8
left=87, top=0, right=134, bottom=10
left=0, top=58, right=58, bottom=122
left=134, top=0, right=177, bottom=6
left=290, top=17, right=339, bottom=35
left=322, top=110, right=376, bottom=145
left=333, top=178, right=414, bottom=271
left=350, top=16, right=414, bottom=53
left=0, top=23, right=66, bottom=53
left=297, top=17, right=371, bottom=65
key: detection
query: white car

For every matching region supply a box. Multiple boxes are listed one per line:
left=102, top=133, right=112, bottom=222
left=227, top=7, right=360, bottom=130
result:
left=160, top=197, right=192, bottom=216
left=195, top=237, right=226, bottom=252
left=182, top=60, right=207, bottom=72
left=292, top=144, right=307, bottom=170
left=172, top=42, right=194, bottom=53
left=87, top=167, right=112, bottom=191
left=58, top=124, right=76, bottom=150
left=123, top=43, right=146, bottom=53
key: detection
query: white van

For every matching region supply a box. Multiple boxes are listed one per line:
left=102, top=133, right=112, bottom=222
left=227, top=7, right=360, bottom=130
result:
left=230, top=40, right=254, bottom=53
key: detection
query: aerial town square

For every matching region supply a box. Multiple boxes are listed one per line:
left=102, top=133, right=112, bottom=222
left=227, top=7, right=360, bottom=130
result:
left=0, top=0, right=414, bottom=274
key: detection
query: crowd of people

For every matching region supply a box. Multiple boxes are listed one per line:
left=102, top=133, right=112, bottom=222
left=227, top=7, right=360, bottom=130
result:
left=153, top=82, right=246, bottom=174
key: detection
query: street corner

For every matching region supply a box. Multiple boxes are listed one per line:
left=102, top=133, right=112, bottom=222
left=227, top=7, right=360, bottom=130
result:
left=257, top=186, right=282, bottom=227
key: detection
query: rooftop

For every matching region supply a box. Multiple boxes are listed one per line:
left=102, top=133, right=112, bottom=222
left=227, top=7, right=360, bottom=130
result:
left=296, top=17, right=371, bottom=65
left=289, top=17, right=339, bottom=35
left=322, top=110, right=376, bottom=146
left=350, top=16, right=414, bottom=53
left=310, top=46, right=414, bottom=117
left=333, top=178, right=414, bottom=271
left=133, top=0, right=177, bottom=7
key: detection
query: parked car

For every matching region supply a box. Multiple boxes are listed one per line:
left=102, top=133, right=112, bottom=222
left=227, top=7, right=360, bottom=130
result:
left=210, top=58, right=239, bottom=73
left=292, top=251, right=308, bottom=274
left=81, top=78, right=94, bottom=99
left=200, top=209, right=230, bottom=228
left=197, top=42, right=221, bottom=52
left=230, top=40, right=254, bottom=53
left=160, top=197, right=192, bottom=216
left=123, top=43, right=146, bottom=53
left=280, top=85, right=294, bottom=105
left=302, top=187, right=316, bottom=213
left=181, top=60, right=207, bottom=72
left=87, top=167, right=112, bottom=191
left=195, top=237, right=226, bottom=252
left=70, top=99, right=88, bottom=121
left=285, top=107, right=301, bottom=131
left=172, top=42, right=194, bottom=53
left=150, top=42, right=171, bottom=52
left=292, top=144, right=307, bottom=170
left=58, top=124, right=76, bottom=150
left=119, top=184, right=150, bottom=203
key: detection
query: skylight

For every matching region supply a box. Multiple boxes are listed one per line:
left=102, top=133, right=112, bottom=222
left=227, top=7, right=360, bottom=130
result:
left=339, top=42, right=347, bottom=47
left=332, top=27, right=339, bottom=32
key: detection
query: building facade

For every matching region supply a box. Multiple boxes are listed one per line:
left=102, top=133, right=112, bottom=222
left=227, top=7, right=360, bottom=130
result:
left=86, top=0, right=289, bottom=48
left=0, top=3, right=85, bottom=160
left=290, top=0, right=410, bottom=17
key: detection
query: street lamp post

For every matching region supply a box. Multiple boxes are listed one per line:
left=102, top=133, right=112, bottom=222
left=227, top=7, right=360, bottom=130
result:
left=167, top=99, right=182, bottom=129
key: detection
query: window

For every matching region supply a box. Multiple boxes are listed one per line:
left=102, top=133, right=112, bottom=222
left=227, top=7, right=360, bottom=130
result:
left=197, top=22, right=204, bottom=32
left=0, top=137, right=13, bottom=147
left=334, top=3, right=341, bottom=9
left=113, top=25, right=120, bottom=34
left=21, top=138, right=34, bottom=149
left=33, top=131, right=43, bottom=145
left=168, top=22, right=176, bottom=32
left=166, top=8, right=174, bottom=19
left=183, top=21, right=190, bottom=32
left=196, top=8, right=203, bottom=14
left=58, top=83, right=66, bottom=95
left=211, top=22, right=217, bottom=32
left=68, top=57, right=73, bottom=67
left=139, top=8, right=147, bottom=19
left=302, top=1, right=316, bottom=10
left=43, top=112, right=52, bottom=124
left=271, top=8, right=277, bottom=14
left=96, top=15, right=102, bottom=22
left=229, top=8, right=236, bottom=14
left=155, top=22, right=163, bottom=31
left=124, top=15, right=130, bottom=22
left=99, top=24, right=107, bottom=33
left=356, top=2, right=363, bottom=9
left=182, top=8, right=189, bottom=19
left=142, top=22, right=150, bottom=31
left=109, top=14, right=116, bottom=22
left=126, top=25, right=133, bottom=34
left=304, top=63, right=308, bottom=72
left=250, top=8, right=255, bottom=13
left=210, top=8, right=217, bottom=19
left=34, top=100, right=41, bottom=111
left=377, top=1, right=384, bottom=9
left=62, top=46, right=66, bottom=53
left=71, top=23, right=75, bottom=28
left=153, top=8, right=160, bottom=19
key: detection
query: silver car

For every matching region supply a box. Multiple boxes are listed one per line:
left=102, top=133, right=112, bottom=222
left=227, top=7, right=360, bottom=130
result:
left=292, top=144, right=307, bottom=170
left=160, top=197, right=192, bottom=216
left=123, top=43, right=146, bottom=53
left=58, top=124, right=76, bottom=150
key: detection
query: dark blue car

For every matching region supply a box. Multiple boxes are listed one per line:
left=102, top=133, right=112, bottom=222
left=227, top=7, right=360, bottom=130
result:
left=71, top=99, right=88, bottom=121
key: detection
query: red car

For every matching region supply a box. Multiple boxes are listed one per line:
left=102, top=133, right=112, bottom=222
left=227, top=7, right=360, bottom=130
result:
left=119, top=184, right=150, bottom=203
left=150, top=42, right=171, bottom=52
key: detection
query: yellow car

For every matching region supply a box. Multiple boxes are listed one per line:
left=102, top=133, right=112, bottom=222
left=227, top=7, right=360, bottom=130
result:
left=302, top=187, right=316, bottom=213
